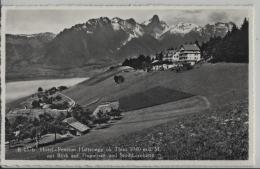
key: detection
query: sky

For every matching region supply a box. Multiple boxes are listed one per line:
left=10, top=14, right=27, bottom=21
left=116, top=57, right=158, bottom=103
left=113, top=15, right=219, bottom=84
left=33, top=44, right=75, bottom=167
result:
left=5, top=8, right=249, bottom=34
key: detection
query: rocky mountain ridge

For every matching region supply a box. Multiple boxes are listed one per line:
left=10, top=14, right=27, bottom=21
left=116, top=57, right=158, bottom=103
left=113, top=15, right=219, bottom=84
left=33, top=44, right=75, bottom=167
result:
left=6, top=15, right=235, bottom=78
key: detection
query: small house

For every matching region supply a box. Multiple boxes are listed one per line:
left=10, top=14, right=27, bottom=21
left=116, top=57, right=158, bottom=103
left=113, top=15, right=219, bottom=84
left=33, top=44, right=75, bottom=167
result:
left=62, top=117, right=90, bottom=136
left=152, top=60, right=177, bottom=71
left=92, top=101, right=119, bottom=117
left=162, top=49, right=179, bottom=62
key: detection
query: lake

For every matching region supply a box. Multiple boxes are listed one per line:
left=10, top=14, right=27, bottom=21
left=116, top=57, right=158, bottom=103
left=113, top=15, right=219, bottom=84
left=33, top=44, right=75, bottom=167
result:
left=6, top=78, right=89, bottom=103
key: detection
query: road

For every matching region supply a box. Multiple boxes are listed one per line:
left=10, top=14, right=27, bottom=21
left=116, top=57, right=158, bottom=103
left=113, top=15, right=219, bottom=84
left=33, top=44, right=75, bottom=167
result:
left=57, top=92, right=75, bottom=111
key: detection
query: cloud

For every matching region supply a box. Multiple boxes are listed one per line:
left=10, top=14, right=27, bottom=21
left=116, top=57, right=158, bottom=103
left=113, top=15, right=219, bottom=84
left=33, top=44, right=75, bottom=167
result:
left=183, top=10, right=203, bottom=14
left=209, top=12, right=228, bottom=23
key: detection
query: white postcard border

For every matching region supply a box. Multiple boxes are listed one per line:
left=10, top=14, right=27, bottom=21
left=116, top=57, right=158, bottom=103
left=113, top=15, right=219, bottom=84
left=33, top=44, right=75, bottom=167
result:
left=0, top=4, right=255, bottom=168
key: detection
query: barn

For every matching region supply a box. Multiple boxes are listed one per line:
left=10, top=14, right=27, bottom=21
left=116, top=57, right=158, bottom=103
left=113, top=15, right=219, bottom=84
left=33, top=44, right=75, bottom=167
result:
left=62, top=117, right=90, bottom=136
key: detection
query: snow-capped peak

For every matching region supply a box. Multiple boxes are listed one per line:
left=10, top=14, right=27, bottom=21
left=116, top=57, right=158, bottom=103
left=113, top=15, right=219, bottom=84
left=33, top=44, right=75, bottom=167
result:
left=142, top=15, right=160, bottom=26
left=111, top=17, right=144, bottom=37
left=112, top=17, right=122, bottom=23
left=142, top=15, right=169, bottom=39
left=168, top=23, right=202, bottom=34
left=142, top=20, right=151, bottom=26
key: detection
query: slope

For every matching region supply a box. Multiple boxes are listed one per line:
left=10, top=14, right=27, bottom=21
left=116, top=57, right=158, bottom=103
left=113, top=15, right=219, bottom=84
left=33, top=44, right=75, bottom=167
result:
left=6, top=63, right=248, bottom=160
left=64, top=63, right=248, bottom=109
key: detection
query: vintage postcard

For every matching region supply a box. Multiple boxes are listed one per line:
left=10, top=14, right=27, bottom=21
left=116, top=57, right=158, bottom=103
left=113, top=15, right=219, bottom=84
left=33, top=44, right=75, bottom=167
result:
left=0, top=3, right=255, bottom=168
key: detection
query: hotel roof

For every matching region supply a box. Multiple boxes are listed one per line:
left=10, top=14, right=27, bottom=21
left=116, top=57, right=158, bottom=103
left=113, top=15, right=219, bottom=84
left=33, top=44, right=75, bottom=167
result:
left=181, top=44, right=200, bottom=51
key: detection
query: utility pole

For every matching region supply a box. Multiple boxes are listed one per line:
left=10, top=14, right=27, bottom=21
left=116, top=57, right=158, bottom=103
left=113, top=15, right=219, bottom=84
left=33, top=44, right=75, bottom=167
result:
left=54, top=125, right=57, bottom=143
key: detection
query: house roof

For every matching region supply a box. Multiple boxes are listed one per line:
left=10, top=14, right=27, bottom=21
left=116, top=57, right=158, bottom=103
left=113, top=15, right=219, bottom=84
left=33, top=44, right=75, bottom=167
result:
left=62, top=117, right=90, bottom=132
left=62, top=117, right=77, bottom=124
left=69, top=121, right=90, bottom=132
left=181, top=44, right=200, bottom=51
left=152, top=60, right=159, bottom=64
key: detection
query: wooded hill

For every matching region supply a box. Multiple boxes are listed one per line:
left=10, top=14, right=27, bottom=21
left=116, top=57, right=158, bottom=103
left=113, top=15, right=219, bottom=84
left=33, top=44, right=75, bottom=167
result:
left=201, top=18, right=249, bottom=63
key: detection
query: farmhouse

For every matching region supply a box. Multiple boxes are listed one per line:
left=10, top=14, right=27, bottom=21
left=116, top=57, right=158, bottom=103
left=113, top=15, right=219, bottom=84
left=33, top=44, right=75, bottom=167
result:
left=179, top=44, right=201, bottom=65
left=62, top=117, right=90, bottom=136
left=92, top=101, right=119, bottom=117
left=162, top=48, right=179, bottom=62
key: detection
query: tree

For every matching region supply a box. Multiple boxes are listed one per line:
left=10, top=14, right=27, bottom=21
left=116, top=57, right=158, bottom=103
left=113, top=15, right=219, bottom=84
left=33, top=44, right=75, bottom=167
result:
left=5, top=118, right=15, bottom=147
left=114, top=75, right=124, bottom=84
left=32, top=117, right=40, bottom=126
left=49, top=87, right=57, bottom=95
left=71, top=104, right=92, bottom=124
left=58, top=86, right=68, bottom=91
left=37, top=113, right=54, bottom=136
left=108, top=109, right=121, bottom=118
left=30, top=127, right=38, bottom=139
left=122, top=59, right=130, bottom=67
left=38, top=87, right=43, bottom=92
left=201, top=19, right=248, bottom=63
left=94, top=110, right=110, bottom=126
left=32, top=100, right=40, bottom=108
left=122, top=54, right=153, bottom=70
left=156, top=52, right=164, bottom=61
left=20, top=129, right=31, bottom=141
left=56, top=95, right=62, bottom=101
left=14, top=116, right=28, bottom=127
left=238, top=18, right=249, bottom=63
left=195, top=40, right=201, bottom=52
left=55, top=113, right=66, bottom=123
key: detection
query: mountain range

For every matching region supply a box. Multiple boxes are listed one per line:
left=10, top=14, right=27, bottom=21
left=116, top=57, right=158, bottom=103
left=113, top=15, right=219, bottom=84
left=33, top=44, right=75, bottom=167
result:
left=6, top=15, right=235, bottom=79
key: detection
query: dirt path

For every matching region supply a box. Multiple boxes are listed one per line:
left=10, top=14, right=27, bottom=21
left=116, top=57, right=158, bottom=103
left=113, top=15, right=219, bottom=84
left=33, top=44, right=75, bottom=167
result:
left=57, top=92, right=75, bottom=111
left=6, top=96, right=210, bottom=160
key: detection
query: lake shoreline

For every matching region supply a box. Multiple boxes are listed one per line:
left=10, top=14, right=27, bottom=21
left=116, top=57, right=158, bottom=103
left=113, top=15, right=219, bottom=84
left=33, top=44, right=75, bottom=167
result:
left=6, top=75, right=90, bottom=83
left=6, top=77, right=89, bottom=104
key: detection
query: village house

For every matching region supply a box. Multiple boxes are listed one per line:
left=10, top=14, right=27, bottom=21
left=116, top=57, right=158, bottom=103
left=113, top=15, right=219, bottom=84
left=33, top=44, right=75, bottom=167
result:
left=152, top=60, right=176, bottom=71
left=62, top=117, right=90, bottom=136
left=92, top=101, right=119, bottom=117
left=162, top=48, right=179, bottom=62
left=178, top=44, right=201, bottom=65
left=150, top=54, right=157, bottom=60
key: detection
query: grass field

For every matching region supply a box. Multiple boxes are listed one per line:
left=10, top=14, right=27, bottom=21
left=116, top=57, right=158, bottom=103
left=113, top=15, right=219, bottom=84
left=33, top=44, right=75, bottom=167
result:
left=64, top=63, right=248, bottom=109
left=82, top=99, right=248, bottom=160
left=119, top=86, right=193, bottom=111
left=6, top=63, right=249, bottom=160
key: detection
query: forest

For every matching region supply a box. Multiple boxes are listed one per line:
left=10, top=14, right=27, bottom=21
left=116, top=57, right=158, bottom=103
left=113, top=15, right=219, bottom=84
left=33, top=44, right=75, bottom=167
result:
left=201, top=18, right=249, bottom=63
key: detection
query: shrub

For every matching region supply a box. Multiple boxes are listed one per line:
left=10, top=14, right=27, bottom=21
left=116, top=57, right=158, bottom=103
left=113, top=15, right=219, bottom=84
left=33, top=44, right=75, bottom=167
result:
left=94, top=110, right=110, bottom=125
left=182, top=63, right=193, bottom=70
left=58, top=86, right=68, bottom=91
left=56, top=95, right=62, bottom=101
left=32, top=100, right=40, bottom=108
left=38, top=87, right=43, bottom=92
left=114, top=75, right=125, bottom=84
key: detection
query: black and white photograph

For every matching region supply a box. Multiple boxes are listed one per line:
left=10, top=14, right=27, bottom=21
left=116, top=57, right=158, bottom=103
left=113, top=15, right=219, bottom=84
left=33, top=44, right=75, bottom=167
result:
left=0, top=4, right=254, bottom=167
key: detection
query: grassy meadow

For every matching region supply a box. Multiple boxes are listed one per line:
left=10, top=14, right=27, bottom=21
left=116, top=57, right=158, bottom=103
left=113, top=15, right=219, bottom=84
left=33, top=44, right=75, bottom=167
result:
left=6, top=63, right=249, bottom=160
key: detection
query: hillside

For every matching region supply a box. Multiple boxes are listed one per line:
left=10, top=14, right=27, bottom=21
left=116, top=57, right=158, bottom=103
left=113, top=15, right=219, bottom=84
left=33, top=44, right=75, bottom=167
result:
left=64, top=63, right=248, bottom=109
left=6, top=33, right=55, bottom=69
left=6, top=63, right=249, bottom=160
